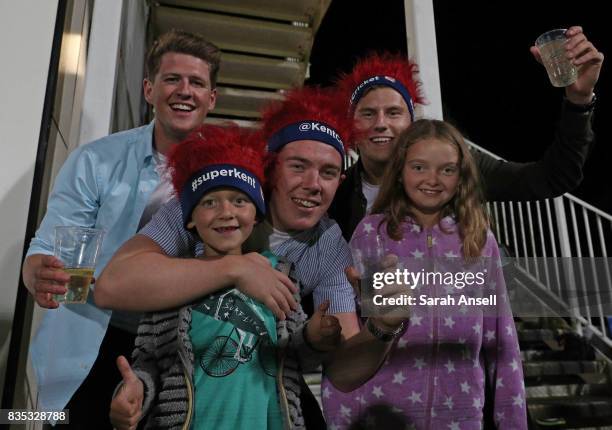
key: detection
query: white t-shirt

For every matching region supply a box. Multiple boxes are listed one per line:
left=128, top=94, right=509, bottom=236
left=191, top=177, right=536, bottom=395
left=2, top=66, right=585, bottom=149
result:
left=361, top=174, right=380, bottom=214
left=138, top=151, right=174, bottom=229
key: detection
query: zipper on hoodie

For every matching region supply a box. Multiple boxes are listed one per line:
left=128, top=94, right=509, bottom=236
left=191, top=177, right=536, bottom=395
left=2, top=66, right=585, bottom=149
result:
left=177, top=314, right=195, bottom=430
left=276, top=351, right=292, bottom=430
left=182, top=367, right=194, bottom=430
left=423, top=227, right=438, bottom=430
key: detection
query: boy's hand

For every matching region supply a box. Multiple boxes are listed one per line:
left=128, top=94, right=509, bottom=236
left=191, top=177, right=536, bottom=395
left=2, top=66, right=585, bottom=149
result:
left=110, top=356, right=144, bottom=430
left=305, top=301, right=342, bottom=352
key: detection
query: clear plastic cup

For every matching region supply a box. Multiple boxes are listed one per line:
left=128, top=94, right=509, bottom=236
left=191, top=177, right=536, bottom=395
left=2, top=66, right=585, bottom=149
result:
left=535, top=28, right=577, bottom=87
left=53, top=226, right=104, bottom=304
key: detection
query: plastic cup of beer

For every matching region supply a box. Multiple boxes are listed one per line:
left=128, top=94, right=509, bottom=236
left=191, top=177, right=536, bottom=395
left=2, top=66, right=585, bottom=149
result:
left=350, top=230, right=393, bottom=307
left=350, top=229, right=408, bottom=320
left=535, top=28, right=578, bottom=87
left=53, top=226, right=104, bottom=304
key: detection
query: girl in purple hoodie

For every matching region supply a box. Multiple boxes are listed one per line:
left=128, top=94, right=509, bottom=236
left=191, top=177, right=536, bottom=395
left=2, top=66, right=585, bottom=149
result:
left=322, top=119, right=527, bottom=430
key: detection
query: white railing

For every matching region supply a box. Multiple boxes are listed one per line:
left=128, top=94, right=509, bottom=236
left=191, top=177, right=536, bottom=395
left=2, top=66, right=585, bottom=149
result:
left=468, top=140, right=612, bottom=348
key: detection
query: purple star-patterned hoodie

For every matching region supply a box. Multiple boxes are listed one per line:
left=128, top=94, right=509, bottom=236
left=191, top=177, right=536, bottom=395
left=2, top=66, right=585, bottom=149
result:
left=322, top=214, right=527, bottom=430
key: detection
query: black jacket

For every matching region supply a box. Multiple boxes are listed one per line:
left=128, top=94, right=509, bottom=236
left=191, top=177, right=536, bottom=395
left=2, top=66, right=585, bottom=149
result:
left=328, top=100, right=595, bottom=241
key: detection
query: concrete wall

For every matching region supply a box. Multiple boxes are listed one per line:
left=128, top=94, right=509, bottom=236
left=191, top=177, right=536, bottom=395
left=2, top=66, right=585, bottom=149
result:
left=77, top=0, right=123, bottom=146
left=20, top=0, right=95, bottom=415
left=8, top=0, right=149, bottom=416
left=0, top=0, right=60, bottom=407
left=113, top=0, right=149, bottom=132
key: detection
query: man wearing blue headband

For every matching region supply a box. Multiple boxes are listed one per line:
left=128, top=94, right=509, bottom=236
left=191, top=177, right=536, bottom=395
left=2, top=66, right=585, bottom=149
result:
left=97, top=87, right=407, bottom=427
left=330, top=27, right=604, bottom=241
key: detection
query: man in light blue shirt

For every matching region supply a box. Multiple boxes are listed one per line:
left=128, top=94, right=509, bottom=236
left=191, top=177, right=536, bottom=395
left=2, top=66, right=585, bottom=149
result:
left=22, top=30, right=220, bottom=428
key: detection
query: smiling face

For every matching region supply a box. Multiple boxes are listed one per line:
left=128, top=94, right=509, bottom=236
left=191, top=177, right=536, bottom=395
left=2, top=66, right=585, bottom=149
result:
left=144, top=52, right=217, bottom=154
left=353, top=86, right=412, bottom=178
left=188, top=188, right=257, bottom=256
left=268, top=140, right=342, bottom=232
left=401, top=138, right=460, bottom=227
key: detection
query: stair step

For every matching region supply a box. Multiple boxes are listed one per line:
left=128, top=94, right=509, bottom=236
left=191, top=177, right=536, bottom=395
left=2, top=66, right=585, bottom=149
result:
left=539, top=415, right=612, bottom=428
left=153, top=6, right=313, bottom=59
left=217, top=53, right=305, bottom=90
left=522, top=349, right=563, bottom=361
left=303, top=371, right=322, bottom=385
left=519, top=328, right=567, bottom=342
left=213, top=86, right=284, bottom=119
left=526, top=383, right=612, bottom=399
left=528, top=395, right=612, bottom=419
left=204, top=116, right=259, bottom=129
left=515, top=317, right=571, bottom=331
left=522, top=347, right=596, bottom=362
left=523, top=360, right=606, bottom=377
left=534, top=417, right=612, bottom=430
left=564, top=426, right=612, bottom=430
left=158, top=0, right=324, bottom=24
left=304, top=371, right=323, bottom=408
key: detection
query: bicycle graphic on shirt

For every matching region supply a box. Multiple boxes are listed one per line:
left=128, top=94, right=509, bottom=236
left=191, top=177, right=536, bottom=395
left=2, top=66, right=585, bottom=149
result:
left=194, top=289, right=277, bottom=377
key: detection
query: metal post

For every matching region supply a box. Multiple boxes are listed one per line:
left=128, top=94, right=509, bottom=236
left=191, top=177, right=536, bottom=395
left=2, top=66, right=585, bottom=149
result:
left=554, top=196, right=582, bottom=334
left=403, top=0, right=443, bottom=120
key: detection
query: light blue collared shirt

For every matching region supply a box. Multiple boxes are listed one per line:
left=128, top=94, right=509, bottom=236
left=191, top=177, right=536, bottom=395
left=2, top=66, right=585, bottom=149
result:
left=27, top=122, right=160, bottom=413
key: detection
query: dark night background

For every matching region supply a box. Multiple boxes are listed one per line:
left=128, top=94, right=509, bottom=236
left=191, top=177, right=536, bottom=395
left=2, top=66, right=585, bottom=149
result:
left=307, top=1, right=611, bottom=215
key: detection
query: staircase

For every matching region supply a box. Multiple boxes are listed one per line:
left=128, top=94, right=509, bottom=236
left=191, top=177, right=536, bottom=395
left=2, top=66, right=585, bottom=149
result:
left=516, top=317, right=612, bottom=429
left=148, top=0, right=331, bottom=127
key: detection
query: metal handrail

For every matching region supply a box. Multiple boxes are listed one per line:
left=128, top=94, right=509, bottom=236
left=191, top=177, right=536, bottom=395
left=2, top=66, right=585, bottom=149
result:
left=467, top=139, right=612, bottom=347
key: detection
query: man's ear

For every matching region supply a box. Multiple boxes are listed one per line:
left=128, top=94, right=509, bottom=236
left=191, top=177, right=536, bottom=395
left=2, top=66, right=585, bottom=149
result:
left=143, top=78, right=153, bottom=104
left=208, top=88, right=217, bottom=110
left=339, top=173, right=347, bottom=184
left=186, top=220, right=196, bottom=230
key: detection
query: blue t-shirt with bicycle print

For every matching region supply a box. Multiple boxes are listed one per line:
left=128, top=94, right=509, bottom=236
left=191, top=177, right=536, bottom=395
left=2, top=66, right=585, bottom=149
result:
left=190, top=284, right=282, bottom=430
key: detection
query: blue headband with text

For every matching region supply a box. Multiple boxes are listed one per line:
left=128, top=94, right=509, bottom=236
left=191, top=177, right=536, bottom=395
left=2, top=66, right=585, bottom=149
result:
left=180, top=164, right=265, bottom=227
left=267, top=121, right=345, bottom=158
left=350, top=75, right=415, bottom=121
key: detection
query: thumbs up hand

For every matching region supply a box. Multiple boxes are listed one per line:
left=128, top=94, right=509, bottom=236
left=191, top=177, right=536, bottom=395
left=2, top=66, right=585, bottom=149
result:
left=305, top=300, right=342, bottom=352
left=110, top=356, right=144, bottom=430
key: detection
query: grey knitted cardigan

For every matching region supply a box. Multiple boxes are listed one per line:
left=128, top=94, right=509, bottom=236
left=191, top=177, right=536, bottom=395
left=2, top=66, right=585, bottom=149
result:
left=131, top=261, right=323, bottom=429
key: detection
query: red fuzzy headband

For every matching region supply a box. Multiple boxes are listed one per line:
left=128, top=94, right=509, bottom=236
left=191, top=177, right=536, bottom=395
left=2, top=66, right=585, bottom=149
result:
left=335, top=51, right=425, bottom=117
left=260, top=86, right=353, bottom=155
left=168, top=124, right=267, bottom=226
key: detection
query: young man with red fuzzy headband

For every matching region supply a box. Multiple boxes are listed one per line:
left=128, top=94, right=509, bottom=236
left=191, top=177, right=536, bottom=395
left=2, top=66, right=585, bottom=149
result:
left=329, top=26, right=603, bottom=241
left=106, top=125, right=341, bottom=429
left=97, top=87, right=406, bottom=426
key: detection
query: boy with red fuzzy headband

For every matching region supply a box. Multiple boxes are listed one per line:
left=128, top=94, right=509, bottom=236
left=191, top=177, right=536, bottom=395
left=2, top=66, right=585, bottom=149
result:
left=108, top=125, right=341, bottom=430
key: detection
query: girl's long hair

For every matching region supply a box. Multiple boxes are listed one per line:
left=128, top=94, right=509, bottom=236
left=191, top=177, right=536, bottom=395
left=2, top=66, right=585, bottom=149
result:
left=370, top=119, right=488, bottom=258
